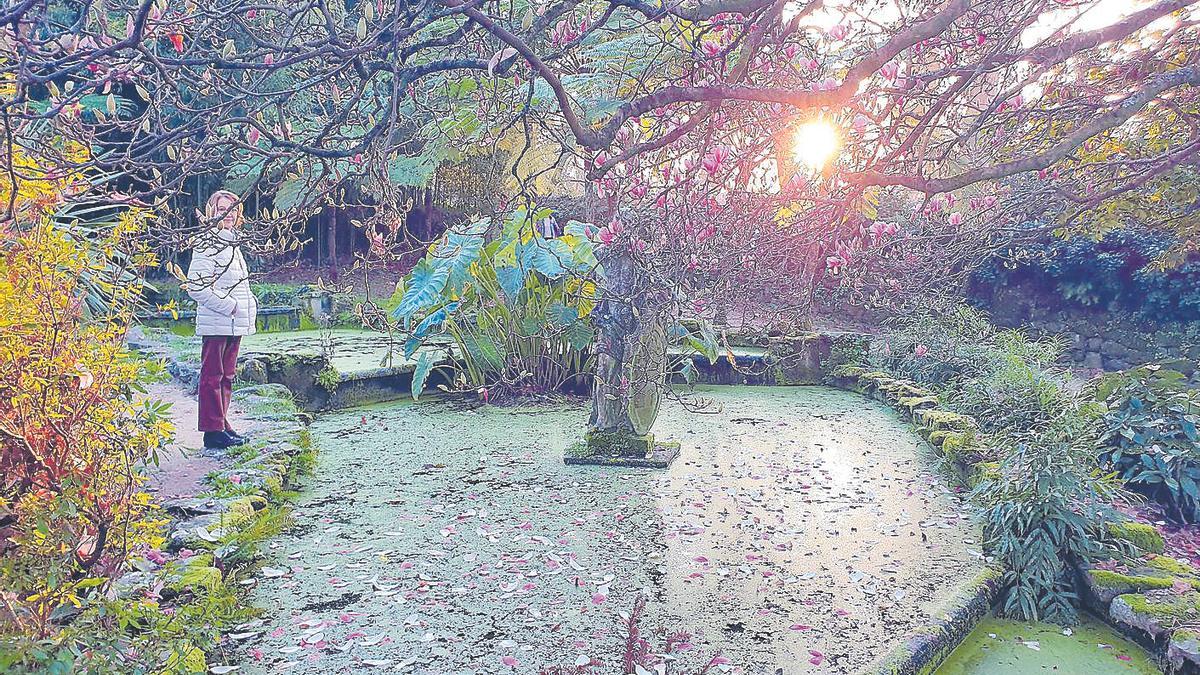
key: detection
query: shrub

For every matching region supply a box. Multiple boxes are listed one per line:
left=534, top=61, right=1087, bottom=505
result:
left=871, top=305, right=1071, bottom=437
left=872, top=302, right=1122, bottom=623
left=393, top=206, right=598, bottom=399
left=946, top=333, right=1072, bottom=439
left=0, top=220, right=170, bottom=641
left=1094, top=365, right=1200, bottom=523
left=869, top=303, right=998, bottom=385
left=970, top=225, right=1200, bottom=322
left=978, top=402, right=1118, bottom=624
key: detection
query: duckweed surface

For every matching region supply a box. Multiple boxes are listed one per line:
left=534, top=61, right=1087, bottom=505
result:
left=243, top=386, right=985, bottom=673
left=935, top=614, right=1159, bottom=674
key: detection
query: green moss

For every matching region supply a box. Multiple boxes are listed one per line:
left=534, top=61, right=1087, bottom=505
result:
left=1089, top=569, right=1175, bottom=594
left=582, top=429, right=656, bottom=457
left=223, top=495, right=259, bottom=527
left=858, top=370, right=892, bottom=380
left=914, top=409, right=978, bottom=432
left=878, top=380, right=930, bottom=400
left=1118, top=591, right=1200, bottom=622
left=898, top=394, right=939, bottom=410
left=1107, top=521, right=1166, bottom=554
left=967, top=461, right=1001, bottom=488
left=941, top=430, right=976, bottom=457
left=831, top=364, right=868, bottom=378
left=1145, top=555, right=1196, bottom=577
left=927, top=428, right=974, bottom=451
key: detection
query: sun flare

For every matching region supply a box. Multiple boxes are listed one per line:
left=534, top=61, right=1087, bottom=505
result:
left=793, top=119, right=841, bottom=172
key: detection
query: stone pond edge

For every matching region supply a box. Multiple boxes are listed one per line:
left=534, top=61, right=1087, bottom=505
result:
left=130, top=327, right=1044, bottom=673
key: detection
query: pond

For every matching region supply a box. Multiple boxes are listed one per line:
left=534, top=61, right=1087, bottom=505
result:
left=935, top=613, right=1159, bottom=674
left=242, top=385, right=986, bottom=673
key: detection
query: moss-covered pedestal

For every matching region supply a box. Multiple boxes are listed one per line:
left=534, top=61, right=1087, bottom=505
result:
left=563, top=429, right=680, bottom=468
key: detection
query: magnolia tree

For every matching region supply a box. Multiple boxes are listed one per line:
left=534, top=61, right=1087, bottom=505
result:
left=3, top=0, right=1197, bottom=452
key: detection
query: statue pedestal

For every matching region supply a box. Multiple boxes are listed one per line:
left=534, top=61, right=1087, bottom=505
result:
left=563, top=430, right=680, bottom=468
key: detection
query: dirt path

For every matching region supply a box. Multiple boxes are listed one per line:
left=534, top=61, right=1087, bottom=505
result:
left=142, top=381, right=250, bottom=499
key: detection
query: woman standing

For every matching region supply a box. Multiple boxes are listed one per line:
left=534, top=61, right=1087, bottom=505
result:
left=186, top=190, right=259, bottom=449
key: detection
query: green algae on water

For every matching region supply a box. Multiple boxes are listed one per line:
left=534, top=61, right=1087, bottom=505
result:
left=935, top=614, right=1159, bottom=675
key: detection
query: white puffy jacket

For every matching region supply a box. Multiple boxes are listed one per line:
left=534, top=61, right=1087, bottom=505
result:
left=186, top=228, right=258, bottom=337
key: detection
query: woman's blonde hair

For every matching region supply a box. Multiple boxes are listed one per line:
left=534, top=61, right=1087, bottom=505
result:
left=203, top=190, right=243, bottom=226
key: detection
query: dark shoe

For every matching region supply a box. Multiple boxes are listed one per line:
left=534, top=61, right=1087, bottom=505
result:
left=203, top=431, right=235, bottom=449
left=224, top=430, right=249, bottom=446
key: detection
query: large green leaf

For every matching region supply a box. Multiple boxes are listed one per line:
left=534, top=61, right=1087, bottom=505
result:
left=393, top=259, right=450, bottom=320
left=521, top=238, right=573, bottom=279
left=436, top=219, right=489, bottom=293
left=411, top=351, right=436, bottom=400
left=564, top=321, right=595, bottom=351
left=461, top=333, right=504, bottom=372
left=273, top=176, right=307, bottom=211
left=495, top=264, right=526, bottom=304
left=547, top=303, right=578, bottom=327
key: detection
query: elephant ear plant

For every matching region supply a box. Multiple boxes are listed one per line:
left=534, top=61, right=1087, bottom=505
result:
left=1095, top=364, right=1200, bottom=523
left=392, top=207, right=600, bottom=400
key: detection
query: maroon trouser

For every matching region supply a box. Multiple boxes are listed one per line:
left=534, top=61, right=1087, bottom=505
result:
left=198, top=335, right=241, bottom=432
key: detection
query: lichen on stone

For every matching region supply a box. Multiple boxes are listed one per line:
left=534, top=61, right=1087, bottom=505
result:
left=582, top=429, right=656, bottom=457
left=898, top=394, right=940, bottom=410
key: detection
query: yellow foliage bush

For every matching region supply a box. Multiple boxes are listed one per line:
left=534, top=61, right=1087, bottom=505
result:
left=0, top=182, right=170, bottom=641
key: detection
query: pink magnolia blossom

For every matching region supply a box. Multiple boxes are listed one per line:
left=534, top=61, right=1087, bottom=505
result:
left=869, top=221, right=897, bottom=240
left=914, top=344, right=929, bottom=358
left=701, top=146, right=730, bottom=175
left=596, top=217, right=623, bottom=245
left=948, top=212, right=964, bottom=226
left=827, top=24, right=848, bottom=40
left=880, top=61, right=900, bottom=79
